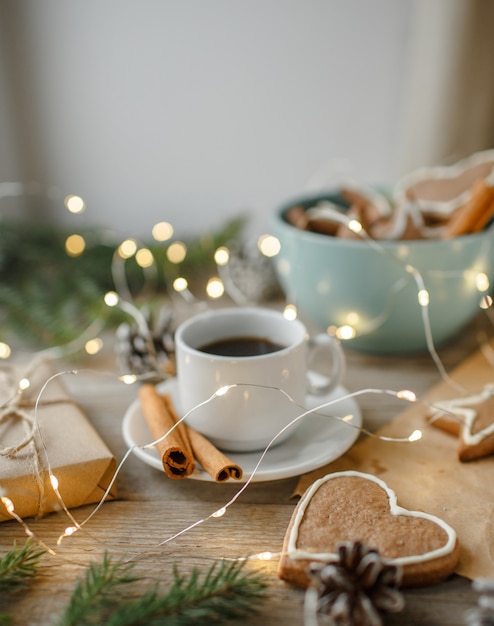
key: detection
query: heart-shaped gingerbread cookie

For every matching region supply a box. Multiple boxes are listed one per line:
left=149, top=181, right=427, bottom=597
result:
left=278, top=471, right=459, bottom=588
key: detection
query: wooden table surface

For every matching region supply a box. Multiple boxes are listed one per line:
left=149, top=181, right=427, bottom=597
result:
left=0, top=315, right=490, bottom=626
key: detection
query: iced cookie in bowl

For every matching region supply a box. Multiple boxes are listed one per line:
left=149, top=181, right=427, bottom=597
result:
left=394, top=149, right=494, bottom=237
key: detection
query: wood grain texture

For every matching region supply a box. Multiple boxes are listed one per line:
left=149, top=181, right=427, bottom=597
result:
left=1, top=313, right=490, bottom=625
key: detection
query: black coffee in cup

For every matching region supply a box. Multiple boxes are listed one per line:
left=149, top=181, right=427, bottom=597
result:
left=198, top=336, right=285, bottom=357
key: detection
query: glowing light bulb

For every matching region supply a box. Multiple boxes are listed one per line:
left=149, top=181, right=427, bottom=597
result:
left=212, top=507, right=226, bottom=518
left=397, top=389, right=416, bottom=402
left=346, top=312, right=360, bottom=325
left=216, top=385, right=231, bottom=397
left=64, top=195, right=85, bottom=214
left=173, top=277, right=188, bottom=292
left=119, top=374, right=137, bottom=385
left=256, top=551, right=273, bottom=561
left=118, top=239, right=138, bottom=259
left=104, top=291, right=119, bottom=307
left=475, top=272, right=490, bottom=292
left=64, top=526, right=77, bottom=537
left=1, top=497, right=15, bottom=514
left=283, top=304, right=297, bottom=320
left=258, top=234, right=280, bottom=257
left=65, top=234, right=86, bottom=257
left=214, top=246, right=230, bottom=265
left=0, top=342, right=11, bottom=359
left=166, top=241, right=187, bottom=263
left=85, top=338, right=103, bottom=355
left=396, top=245, right=410, bottom=260
left=206, top=277, right=224, bottom=299
left=50, top=474, right=59, bottom=490
left=18, top=378, right=30, bottom=391
left=348, top=219, right=362, bottom=234
left=480, top=295, right=493, bottom=309
left=335, top=325, right=357, bottom=340
left=152, top=221, right=174, bottom=242
left=408, top=429, right=422, bottom=442
left=418, top=289, right=430, bottom=307
left=135, top=247, right=154, bottom=268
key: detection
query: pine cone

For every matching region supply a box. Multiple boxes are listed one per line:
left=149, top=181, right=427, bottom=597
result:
left=115, top=305, right=175, bottom=380
left=306, top=541, right=404, bottom=626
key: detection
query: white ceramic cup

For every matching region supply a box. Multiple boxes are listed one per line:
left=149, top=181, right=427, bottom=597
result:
left=174, top=307, right=345, bottom=452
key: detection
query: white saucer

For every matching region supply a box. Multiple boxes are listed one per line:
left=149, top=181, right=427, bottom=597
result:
left=122, top=379, right=362, bottom=483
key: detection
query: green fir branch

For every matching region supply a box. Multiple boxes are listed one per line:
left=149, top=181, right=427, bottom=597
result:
left=0, top=540, right=45, bottom=626
left=0, top=216, right=247, bottom=348
left=57, top=554, right=267, bottom=626
left=57, top=553, right=139, bottom=626
left=0, top=539, right=46, bottom=592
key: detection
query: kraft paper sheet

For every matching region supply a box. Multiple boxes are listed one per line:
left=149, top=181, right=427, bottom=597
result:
left=0, top=357, right=116, bottom=523
left=296, top=345, right=494, bottom=581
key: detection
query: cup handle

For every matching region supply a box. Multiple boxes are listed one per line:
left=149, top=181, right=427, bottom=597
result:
left=306, top=333, right=345, bottom=396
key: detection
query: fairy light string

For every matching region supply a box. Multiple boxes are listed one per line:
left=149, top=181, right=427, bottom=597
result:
left=111, top=238, right=158, bottom=302
left=0, top=361, right=83, bottom=553
left=0, top=362, right=159, bottom=548
left=17, top=367, right=84, bottom=533
left=404, top=263, right=465, bottom=394
left=153, top=385, right=422, bottom=552
left=2, top=314, right=494, bottom=565
left=2, top=199, right=494, bottom=575
left=214, top=246, right=249, bottom=305
left=2, top=362, right=430, bottom=556
left=1, top=204, right=492, bottom=384
left=272, top=207, right=493, bottom=394
left=3, top=187, right=494, bottom=626
left=3, top=222, right=494, bottom=558
left=0, top=495, right=57, bottom=557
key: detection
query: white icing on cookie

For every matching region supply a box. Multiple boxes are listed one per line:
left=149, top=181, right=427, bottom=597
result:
left=287, top=470, right=457, bottom=566
left=429, top=383, right=494, bottom=446
left=394, top=149, right=494, bottom=216
left=377, top=200, right=424, bottom=240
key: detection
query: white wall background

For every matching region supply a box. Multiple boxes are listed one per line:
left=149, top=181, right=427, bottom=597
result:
left=0, top=0, right=493, bottom=240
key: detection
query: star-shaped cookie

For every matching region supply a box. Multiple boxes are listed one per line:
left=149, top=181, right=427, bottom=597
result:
left=426, top=383, right=494, bottom=462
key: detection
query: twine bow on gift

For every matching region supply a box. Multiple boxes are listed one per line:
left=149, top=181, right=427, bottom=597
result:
left=0, top=364, right=70, bottom=458
left=0, top=389, right=37, bottom=458
left=0, top=366, right=40, bottom=458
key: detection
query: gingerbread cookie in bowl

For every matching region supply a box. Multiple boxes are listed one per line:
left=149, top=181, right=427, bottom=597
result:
left=394, top=149, right=494, bottom=238
left=426, top=383, right=494, bottom=462
left=278, top=471, right=459, bottom=589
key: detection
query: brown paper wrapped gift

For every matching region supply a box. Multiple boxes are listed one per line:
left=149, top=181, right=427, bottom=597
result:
left=0, top=357, right=116, bottom=522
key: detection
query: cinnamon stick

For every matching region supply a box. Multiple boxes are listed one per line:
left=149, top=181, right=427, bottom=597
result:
left=138, top=384, right=195, bottom=479
left=162, top=394, right=243, bottom=483
left=442, top=179, right=494, bottom=238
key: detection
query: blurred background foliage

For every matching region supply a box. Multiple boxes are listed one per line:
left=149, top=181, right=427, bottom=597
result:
left=0, top=217, right=246, bottom=348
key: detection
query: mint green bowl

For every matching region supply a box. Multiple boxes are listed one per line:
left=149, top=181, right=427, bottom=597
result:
left=270, top=193, right=494, bottom=354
